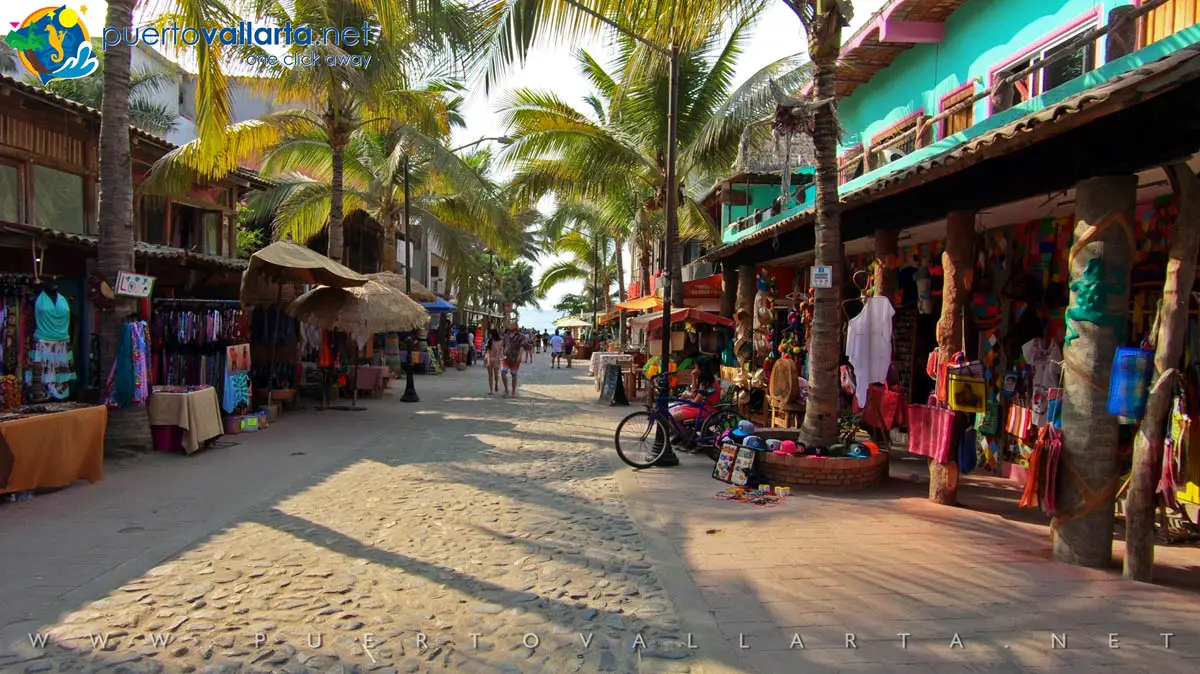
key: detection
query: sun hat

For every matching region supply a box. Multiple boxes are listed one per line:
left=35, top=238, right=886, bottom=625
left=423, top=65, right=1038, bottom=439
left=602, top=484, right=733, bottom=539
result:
left=775, top=440, right=799, bottom=455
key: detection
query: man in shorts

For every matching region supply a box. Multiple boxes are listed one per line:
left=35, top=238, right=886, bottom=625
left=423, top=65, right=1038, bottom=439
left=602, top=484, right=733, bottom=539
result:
left=549, top=330, right=564, bottom=368
left=563, top=332, right=575, bottom=368
left=500, top=323, right=525, bottom=397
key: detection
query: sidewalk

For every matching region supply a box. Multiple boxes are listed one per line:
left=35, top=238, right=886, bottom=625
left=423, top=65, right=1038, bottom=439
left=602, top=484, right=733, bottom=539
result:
left=601, top=395, right=1200, bottom=673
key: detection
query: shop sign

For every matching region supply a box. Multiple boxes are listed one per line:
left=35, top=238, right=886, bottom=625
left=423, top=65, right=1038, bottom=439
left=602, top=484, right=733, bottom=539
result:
left=114, top=271, right=156, bottom=298
left=684, top=274, right=722, bottom=298
left=810, top=266, right=833, bottom=289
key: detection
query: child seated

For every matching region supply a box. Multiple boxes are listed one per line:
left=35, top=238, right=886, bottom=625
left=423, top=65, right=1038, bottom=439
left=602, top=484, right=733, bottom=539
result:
left=669, top=356, right=721, bottom=426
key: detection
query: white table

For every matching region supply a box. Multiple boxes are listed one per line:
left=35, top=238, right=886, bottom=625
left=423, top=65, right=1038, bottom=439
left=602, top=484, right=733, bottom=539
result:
left=591, top=352, right=634, bottom=389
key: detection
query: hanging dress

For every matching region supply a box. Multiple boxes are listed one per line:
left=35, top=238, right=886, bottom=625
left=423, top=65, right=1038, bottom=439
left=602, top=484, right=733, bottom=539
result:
left=26, top=291, right=76, bottom=400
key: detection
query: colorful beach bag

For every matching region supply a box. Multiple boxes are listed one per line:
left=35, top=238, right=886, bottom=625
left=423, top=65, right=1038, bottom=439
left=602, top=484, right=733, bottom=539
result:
left=1107, top=347, right=1155, bottom=418
left=976, top=401, right=1002, bottom=436
left=1006, top=404, right=1033, bottom=440
left=907, top=395, right=957, bottom=464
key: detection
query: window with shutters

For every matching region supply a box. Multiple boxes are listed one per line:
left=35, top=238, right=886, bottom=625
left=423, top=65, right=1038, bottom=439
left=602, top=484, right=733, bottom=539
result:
left=939, top=85, right=976, bottom=140
left=1142, top=0, right=1200, bottom=46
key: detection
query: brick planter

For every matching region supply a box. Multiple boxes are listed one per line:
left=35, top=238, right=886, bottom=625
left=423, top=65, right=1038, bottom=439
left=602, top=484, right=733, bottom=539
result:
left=758, top=451, right=888, bottom=490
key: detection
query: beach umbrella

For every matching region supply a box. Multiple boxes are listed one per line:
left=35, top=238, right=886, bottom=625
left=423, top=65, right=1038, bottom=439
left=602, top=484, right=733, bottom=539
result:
left=555, top=317, right=592, bottom=328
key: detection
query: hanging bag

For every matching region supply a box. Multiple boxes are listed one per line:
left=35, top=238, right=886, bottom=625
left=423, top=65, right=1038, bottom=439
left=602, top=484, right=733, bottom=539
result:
left=864, top=383, right=902, bottom=431
left=958, top=427, right=978, bottom=475
left=976, top=401, right=1002, bottom=435
left=1107, top=346, right=1155, bottom=418
left=1006, top=404, right=1033, bottom=440
left=948, top=371, right=987, bottom=413
left=907, top=394, right=957, bottom=463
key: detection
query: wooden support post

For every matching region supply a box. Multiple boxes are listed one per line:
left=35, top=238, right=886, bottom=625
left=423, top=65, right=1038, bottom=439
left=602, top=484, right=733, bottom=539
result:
left=874, top=229, right=899, bottom=298
left=1125, top=164, right=1200, bottom=581
left=930, top=210, right=973, bottom=505
left=1107, top=6, right=1138, bottom=61
left=736, top=264, right=756, bottom=368
left=721, top=263, right=737, bottom=319
left=1055, top=175, right=1136, bottom=569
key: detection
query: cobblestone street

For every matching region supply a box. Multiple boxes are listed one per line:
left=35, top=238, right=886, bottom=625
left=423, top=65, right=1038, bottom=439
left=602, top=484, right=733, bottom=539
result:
left=2, top=362, right=1200, bottom=674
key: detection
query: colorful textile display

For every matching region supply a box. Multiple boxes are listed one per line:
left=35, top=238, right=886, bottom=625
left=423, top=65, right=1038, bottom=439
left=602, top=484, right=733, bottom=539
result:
left=222, top=370, right=251, bottom=414
left=1107, top=346, right=1155, bottom=419
left=25, top=339, right=75, bottom=400
left=105, top=321, right=150, bottom=409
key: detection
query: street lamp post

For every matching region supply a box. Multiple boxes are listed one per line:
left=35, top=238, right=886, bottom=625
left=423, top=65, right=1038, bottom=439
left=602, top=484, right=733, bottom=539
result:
left=561, top=0, right=679, bottom=465
left=592, top=231, right=599, bottom=345
left=401, top=155, right=420, bottom=403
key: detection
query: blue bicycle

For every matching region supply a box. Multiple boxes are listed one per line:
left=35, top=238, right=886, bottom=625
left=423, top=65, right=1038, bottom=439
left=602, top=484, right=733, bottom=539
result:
left=614, top=375, right=744, bottom=469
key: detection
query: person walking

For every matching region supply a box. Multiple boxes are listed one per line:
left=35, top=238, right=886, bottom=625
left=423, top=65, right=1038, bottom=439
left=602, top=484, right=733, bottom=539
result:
left=483, top=329, right=502, bottom=395
left=523, top=329, right=534, bottom=364
left=456, top=325, right=471, bottom=365
left=549, top=330, right=564, bottom=368
left=501, top=323, right=525, bottom=397
left=563, top=331, right=576, bottom=368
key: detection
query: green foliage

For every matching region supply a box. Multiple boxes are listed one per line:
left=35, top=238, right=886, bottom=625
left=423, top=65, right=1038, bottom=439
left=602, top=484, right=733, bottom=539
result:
left=554, top=293, right=591, bottom=317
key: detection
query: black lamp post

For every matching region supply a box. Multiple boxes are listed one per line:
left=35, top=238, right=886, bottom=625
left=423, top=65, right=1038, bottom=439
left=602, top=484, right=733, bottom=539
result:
left=562, top=0, right=678, bottom=465
left=401, top=155, right=420, bottom=403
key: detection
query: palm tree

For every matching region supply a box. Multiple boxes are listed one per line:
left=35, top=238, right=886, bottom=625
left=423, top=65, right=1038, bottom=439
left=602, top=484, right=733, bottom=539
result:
left=501, top=8, right=808, bottom=302
left=146, top=0, right=478, bottom=263
left=33, top=44, right=178, bottom=135
left=245, top=126, right=519, bottom=272
left=95, top=0, right=148, bottom=451
left=779, top=0, right=854, bottom=447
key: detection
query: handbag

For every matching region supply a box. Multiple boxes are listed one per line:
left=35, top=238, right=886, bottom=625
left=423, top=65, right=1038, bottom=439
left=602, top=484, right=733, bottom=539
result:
left=864, top=383, right=903, bottom=431
left=948, top=372, right=986, bottom=413
left=958, top=427, right=978, bottom=475
left=1006, top=404, right=1033, bottom=440
left=977, top=401, right=1001, bottom=435
left=906, top=395, right=957, bottom=464
left=1107, top=346, right=1155, bottom=418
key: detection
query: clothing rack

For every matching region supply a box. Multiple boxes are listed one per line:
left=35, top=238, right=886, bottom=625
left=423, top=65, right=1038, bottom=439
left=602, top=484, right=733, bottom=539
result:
left=153, top=298, right=242, bottom=306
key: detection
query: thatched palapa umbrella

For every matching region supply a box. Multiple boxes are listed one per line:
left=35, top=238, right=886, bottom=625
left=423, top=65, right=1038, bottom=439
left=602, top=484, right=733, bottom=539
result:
left=289, top=280, right=430, bottom=410
left=367, top=272, right=437, bottom=303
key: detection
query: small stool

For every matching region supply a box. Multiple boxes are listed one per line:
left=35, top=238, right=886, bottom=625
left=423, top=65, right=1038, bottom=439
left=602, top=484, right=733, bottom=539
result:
left=770, top=401, right=804, bottom=428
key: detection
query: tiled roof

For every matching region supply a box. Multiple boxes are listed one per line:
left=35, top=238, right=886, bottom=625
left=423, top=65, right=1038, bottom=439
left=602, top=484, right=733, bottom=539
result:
left=1, top=223, right=247, bottom=271
left=700, top=41, right=1200, bottom=263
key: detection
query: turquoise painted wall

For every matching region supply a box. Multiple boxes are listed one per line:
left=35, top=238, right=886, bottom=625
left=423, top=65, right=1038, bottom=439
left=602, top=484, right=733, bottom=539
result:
left=723, top=184, right=779, bottom=226
left=839, top=0, right=1132, bottom=152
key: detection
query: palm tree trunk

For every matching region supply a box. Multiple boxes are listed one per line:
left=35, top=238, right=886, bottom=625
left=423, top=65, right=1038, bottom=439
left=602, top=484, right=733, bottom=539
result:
left=798, top=49, right=843, bottom=447
left=930, top=210, right=974, bottom=505
left=615, top=238, right=626, bottom=347
left=380, top=212, right=397, bottom=273
left=96, top=0, right=150, bottom=452
left=327, top=130, right=347, bottom=264
left=1055, top=174, right=1136, bottom=568
left=1125, top=164, right=1200, bottom=581
left=670, top=242, right=685, bottom=309
left=639, top=240, right=652, bottom=299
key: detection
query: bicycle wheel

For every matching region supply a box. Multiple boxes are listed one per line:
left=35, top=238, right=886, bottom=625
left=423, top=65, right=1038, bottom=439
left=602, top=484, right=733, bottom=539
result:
left=698, top=410, right=744, bottom=461
left=615, top=411, right=672, bottom=469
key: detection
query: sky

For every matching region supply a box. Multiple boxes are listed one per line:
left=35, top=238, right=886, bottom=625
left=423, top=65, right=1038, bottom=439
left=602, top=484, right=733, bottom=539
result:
left=5, top=0, right=890, bottom=315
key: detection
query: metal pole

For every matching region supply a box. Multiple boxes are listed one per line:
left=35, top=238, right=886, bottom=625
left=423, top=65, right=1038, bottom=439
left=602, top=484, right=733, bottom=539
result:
left=401, top=155, right=419, bottom=402
left=657, top=44, right=680, bottom=464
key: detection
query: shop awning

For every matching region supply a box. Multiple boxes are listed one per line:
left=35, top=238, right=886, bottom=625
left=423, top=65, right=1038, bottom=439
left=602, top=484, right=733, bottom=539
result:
left=598, top=310, right=621, bottom=325
left=616, top=295, right=663, bottom=311
left=628, top=308, right=733, bottom=332
left=420, top=298, right=457, bottom=313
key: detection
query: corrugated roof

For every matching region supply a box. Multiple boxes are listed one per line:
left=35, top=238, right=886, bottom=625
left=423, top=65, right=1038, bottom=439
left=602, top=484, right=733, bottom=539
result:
left=0, top=74, right=273, bottom=187
left=700, top=41, right=1200, bottom=263
left=2, top=223, right=247, bottom=270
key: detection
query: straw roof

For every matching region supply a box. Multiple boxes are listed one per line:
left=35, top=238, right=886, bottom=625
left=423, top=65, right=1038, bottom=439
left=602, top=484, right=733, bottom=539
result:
left=241, top=240, right=368, bottom=305
left=366, top=272, right=438, bottom=302
left=288, top=280, right=430, bottom=343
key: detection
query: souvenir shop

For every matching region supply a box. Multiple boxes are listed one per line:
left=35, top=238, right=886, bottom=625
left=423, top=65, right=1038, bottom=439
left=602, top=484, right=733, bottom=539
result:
left=0, top=273, right=106, bottom=500
left=822, top=194, right=1200, bottom=514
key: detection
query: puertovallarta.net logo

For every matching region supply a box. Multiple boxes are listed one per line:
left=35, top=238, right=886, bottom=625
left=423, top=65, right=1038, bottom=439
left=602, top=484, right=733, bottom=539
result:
left=4, top=5, right=99, bottom=84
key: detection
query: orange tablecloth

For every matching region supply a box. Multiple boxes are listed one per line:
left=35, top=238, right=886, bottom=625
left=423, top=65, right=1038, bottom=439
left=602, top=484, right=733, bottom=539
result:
left=0, top=405, right=107, bottom=494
